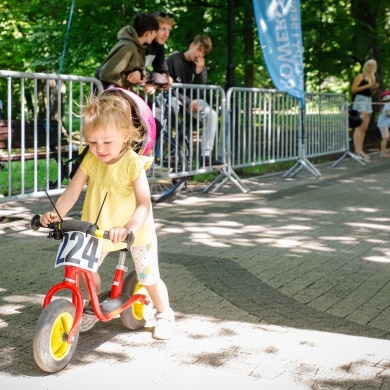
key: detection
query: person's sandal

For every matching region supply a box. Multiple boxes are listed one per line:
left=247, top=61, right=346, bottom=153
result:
left=356, top=151, right=370, bottom=161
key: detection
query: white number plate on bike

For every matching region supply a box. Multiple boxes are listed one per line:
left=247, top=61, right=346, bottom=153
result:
left=55, top=231, right=103, bottom=272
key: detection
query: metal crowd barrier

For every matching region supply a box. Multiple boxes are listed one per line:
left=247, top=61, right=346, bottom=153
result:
left=220, top=88, right=351, bottom=182
left=0, top=70, right=103, bottom=201
left=332, top=101, right=386, bottom=168
left=225, top=88, right=349, bottom=173
left=0, top=70, right=351, bottom=203
left=227, top=87, right=300, bottom=169
left=150, top=83, right=226, bottom=175
left=146, top=83, right=245, bottom=193
left=305, top=93, right=349, bottom=159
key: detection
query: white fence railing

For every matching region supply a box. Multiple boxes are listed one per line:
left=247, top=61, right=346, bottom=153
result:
left=226, top=88, right=349, bottom=169
left=305, top=92, right=349, bottom=158
left=0, top=70, right=351, bottom=202
left=0, top=70, right=103, bottom=201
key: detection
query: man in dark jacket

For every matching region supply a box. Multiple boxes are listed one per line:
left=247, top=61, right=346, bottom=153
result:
left=97, top=14, right=159, bottom=89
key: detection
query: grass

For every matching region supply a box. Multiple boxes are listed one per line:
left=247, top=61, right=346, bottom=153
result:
left=190, top=153, right=350, bottom=184
left=240, top=161, right=296, bottom=178
left=0, top=159, right=67, bottom=196
left=0, top=151, right=350, bottom=198
left=191, top=161, right=297, bottom=183
left=2, top=158, right=295, bottom=196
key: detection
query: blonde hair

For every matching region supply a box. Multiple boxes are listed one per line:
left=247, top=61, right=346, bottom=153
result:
left=152, top=11, right=175, bottom=27
left=82, top=92, right=144, bottom=150
left=362, top=59, right=377, bottom=75
left=156, top=15, right=175, bottom=26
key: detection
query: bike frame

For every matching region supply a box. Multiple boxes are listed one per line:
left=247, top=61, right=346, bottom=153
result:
left=40, top=236, right=150, bottom=344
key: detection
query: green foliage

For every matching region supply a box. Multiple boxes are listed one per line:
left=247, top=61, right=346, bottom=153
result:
left=0, top=0, right=389, bottom=95
left=300, top=0, right=390, bottom=96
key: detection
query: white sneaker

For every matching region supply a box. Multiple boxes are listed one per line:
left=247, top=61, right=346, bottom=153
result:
left=153, top=308, right=175, bottom=340
left=79, top=314, right=98, bottom=332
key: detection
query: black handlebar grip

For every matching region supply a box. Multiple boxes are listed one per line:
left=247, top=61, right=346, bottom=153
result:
left=31, top=214, right=43, bottom=231
left=31, top=214, right=97, bottom=233
left=61, top=220, right=97, bottom=235
left=31, top=215, right=135, bottom=248
left=127, top=231, right=135, bottom=247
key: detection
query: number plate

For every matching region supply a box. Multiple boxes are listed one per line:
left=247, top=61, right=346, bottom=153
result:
left=55, top=231, right=103, bottom=272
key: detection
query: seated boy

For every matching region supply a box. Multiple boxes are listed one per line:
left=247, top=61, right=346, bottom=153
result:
left=97, top=14, right=159, bottom=90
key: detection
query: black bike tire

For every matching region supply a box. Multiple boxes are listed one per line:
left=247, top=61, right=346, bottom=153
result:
left=120, top=270, right=154, bottom=330
left=33, top=299, right=79, bottom=373
left=149, top=133, right=187, bottom=203
left=151, top=179, right=186, bottom=203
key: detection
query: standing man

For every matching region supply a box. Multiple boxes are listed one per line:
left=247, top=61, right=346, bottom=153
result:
left=167, top=35, right=226, bottom=168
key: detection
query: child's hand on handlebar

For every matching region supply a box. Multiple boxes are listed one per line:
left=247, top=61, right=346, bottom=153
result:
left=108, top=226, right=134, bottom=245
left=40, top=212, right=61, bottom=227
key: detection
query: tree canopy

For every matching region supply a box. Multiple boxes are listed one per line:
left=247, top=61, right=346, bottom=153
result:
left=1, top=0, right=389, bottom=99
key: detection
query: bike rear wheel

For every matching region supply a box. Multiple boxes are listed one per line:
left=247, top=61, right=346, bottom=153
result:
left=148, top=133, right=187, bottom=203
left=120, top=270, right=154, bottom=330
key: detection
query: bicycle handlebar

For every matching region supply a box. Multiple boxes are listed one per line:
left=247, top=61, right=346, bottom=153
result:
left=30, top=214, right=135, bottom=247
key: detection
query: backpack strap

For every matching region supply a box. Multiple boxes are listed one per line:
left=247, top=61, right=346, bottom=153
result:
left=65, top=145, right=90, bottom=179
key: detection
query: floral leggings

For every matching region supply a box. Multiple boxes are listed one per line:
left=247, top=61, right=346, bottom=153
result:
left=99, top=238, right=160, bottom=286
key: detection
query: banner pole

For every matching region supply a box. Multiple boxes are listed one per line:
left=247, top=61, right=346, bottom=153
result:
left=252, top=0, right=321, bottom=178
left=283, top=99, right=321, bottom=178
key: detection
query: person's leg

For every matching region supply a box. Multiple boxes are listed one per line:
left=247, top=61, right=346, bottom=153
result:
left=80, top=272, right=102, bottom=298
left=143, top=280, right=170, bottom=314
left=196, top=99, right=218, bottom=157
left=353, top=111, right=371, bottom=158
left=380, top=138, right=388, bottom=157
left=79, top=253, right=107, bottom=332
left=170, top=96, right=181, bottom=115
left=130, top=240, right=174, bottom=339
left=79, top=270, right=102, bottom=332
left=79, top=253, right=107, bottom=298
left=194, top=99, right=226, bottom=168
left=379, top=127, right=390, bottom=157
left=130, top=241, right=170, bottom=312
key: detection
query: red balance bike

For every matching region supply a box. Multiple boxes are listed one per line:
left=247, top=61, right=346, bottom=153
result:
left=30, top=215, right=154, bottom=373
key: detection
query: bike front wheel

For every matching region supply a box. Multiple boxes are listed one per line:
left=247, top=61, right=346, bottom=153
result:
left=33, top=299, right=79, bottom=373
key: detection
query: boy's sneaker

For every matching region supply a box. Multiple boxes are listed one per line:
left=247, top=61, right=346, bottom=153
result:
left=153, top=308, right=175, bottom=340
left=203, top=156, right=227, bottom=169
left=79, top=314, right=98, bottom=333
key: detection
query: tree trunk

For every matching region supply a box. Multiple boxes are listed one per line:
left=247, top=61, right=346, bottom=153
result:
left=243, top=3, right=255, bottom=87
left=350, top=0, right=382, bottom=136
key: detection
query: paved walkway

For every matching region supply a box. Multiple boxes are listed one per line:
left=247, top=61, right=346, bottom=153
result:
left=1, top=153, right=390, bottom=389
